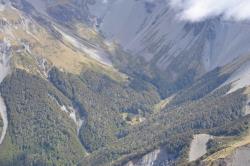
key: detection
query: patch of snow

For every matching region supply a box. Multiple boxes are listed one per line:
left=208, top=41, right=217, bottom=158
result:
left=189, top=134, right=213, bottom=162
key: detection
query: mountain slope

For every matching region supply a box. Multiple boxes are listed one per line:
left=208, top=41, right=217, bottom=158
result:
left=88, top=0, right=250, bottom=89
left=0, top=1, right=250, bottom=166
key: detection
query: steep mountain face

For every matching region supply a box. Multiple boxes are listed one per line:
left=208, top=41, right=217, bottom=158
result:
left=0, top=0, right=250, bottom=166
left=89, top=0, right=250, bottom=71
left=87, top=0, right=250, bottom=91
left=87, top=0, right=250, bottom=98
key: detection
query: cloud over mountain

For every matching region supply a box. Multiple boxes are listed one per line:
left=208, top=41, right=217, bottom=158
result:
left=169, top=0, right=250, bottom=22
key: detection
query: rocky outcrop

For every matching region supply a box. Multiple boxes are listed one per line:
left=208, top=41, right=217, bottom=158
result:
left=125, top=148, right=176, bottom=166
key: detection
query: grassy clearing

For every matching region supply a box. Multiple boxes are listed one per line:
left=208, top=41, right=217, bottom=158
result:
left=153, top=96, right=174, bottom=113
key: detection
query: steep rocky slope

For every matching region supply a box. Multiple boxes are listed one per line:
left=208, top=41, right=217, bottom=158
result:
left=89, top=0, right=250, bottom=71
left=87, top=0, right=250, bottom=91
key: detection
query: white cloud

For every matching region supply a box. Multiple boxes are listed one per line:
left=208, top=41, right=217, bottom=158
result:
left=169, top=0, right=250, bottom=22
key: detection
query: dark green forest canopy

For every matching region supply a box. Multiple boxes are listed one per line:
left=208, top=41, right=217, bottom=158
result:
left=0, top=70, right=85, bottom=165
left=0, top=67, right=247, bottom=166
